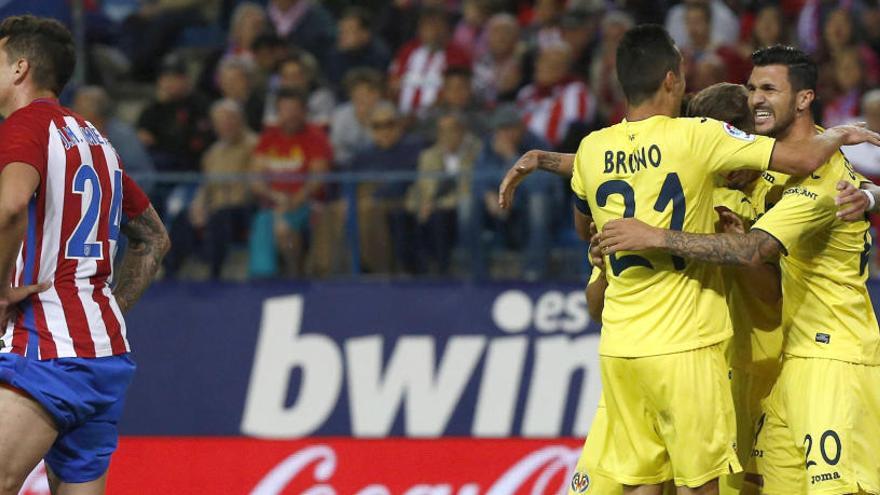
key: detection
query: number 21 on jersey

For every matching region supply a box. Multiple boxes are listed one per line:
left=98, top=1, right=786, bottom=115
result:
left=596, top=172, right=686, bottom=276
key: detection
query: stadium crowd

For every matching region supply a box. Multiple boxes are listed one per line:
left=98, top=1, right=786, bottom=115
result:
left=20, top=0, right=880, bottom=280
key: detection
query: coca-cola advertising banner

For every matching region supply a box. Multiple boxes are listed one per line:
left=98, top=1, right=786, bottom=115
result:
left=102, top=438, right=585, bottom=494
left=119, top=281, right=602, bottom=438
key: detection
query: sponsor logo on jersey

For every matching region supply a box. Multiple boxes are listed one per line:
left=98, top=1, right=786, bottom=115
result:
left=816, top=333, right=831, bottom=344
left=723, top=122, right=757, bottom=142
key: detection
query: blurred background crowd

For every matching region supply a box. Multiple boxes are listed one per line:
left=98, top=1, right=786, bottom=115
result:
left=15, top=0, right=880, bottom=281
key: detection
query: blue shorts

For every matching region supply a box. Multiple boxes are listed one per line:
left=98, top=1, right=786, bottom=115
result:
left=0, top=353, right=135, bottom=483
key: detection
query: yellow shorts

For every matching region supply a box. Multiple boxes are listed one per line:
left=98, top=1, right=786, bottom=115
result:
left=721, top=360, right=782, bottom=495
left=753, top=356, right=880, bottom=495
left=568, top=396, right=622, bottom=495
left=596, top=344, right=741, bottom=487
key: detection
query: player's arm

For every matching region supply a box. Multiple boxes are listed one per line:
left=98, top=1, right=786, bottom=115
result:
left=114, top=175, right=170, bottom=313
left=498, top=150, right=574, bottom=209
left=0, top=164, right=51, bottom=325
left=599, top=219, right=783, bottom=268
left=585, top=222, right=607, bottom=321
left=769, top=123, right=880, bottom=176
left=715, top=207, right=782, bottom=303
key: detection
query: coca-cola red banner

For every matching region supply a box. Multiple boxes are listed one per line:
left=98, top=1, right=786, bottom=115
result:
left=103, top=437, right=583, bottom=495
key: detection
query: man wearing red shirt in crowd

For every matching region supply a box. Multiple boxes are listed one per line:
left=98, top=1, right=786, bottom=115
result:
left=249, top=88, right=332, bottom=277
left=390, top=6, right=470, bottom=118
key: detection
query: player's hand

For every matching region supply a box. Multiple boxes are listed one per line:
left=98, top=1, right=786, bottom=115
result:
left=835, top=180, right=870, bottom=221
left=0, top=282, right=51, bottom=328
left=725, top=170, right=761, bottom=190
left=598, top=218, right=662, bottom=254
left=589, top=222, right=605, bottom=271
left=715, top=206, right=746, bottom=234
left=499, top=150, right=538, bottom=210
left=827, top=122, right=880, bottom=146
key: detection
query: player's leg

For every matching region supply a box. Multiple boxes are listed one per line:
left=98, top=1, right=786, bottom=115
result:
left=623, top=484, right=664, bottom=495
left=46, top=466, right=106, bottom=495
left=596, top=356, right=673, bottom=488
left=0, top=386, right=58, bottom=494
left=675, top=479, right=719, bottom=495
left=568, top=394, right=623, bottom=495
left=650, top=344, right=740, bottom=494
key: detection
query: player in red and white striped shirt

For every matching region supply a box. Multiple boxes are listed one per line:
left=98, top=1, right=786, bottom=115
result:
left=0, top=16, right=169, bottom=494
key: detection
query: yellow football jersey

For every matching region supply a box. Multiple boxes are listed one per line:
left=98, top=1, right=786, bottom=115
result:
left=572, top=116, right=776, bottom=357
left=712, top=187, right=784, bottom=370
left=751, top=151, right=880, bottom=365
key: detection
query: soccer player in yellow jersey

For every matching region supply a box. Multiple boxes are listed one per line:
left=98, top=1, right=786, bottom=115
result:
left=600, top=45, right=880, bottom=495
left=503, top=83, right=785, bottom=495
left=562, top=25, right=880, bottom=494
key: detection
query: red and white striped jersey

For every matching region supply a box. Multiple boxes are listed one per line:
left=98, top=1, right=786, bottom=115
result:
left=0, top=99, right=150, bottom=360
left=390, top=40, right=471, bottom=116
left=517, top=79, right=597, bottom=147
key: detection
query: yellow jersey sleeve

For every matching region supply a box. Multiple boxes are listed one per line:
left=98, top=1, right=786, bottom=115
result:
left=751, top=182, right=836, bottom=254
left=571, top=141, right=588, bottom=200
left=688, top=118, right=776, bottom=174
left=588, top=264, right=603, bottom=284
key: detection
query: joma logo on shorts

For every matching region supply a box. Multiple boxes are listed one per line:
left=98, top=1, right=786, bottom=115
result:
left=810, top=471, right=841, bottom=484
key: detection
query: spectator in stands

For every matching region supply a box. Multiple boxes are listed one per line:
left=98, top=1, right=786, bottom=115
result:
left=137, top=52, right=212, bottom=176
left=390, top=6, right=471, bottom=118
left=217, top=56, right=265, bottom=132
left=452, top=0, right=493, bottom=59
left=251, top=33, right=287, bottom=92
left=560, top=9, right=600, bottom=82
left=862, top=2, right=880, bottom=56
left=122, top=0, right=218, bottom=81
left=590, top=10, right=633, bottom=124
left=665, top=0, right=739, bottom=50
left=842, top=89, right=880, bottom=180
left=681, top=2, right=749, bottom=87
left=197, top=2, right=268, bottom=99
left=406, top=112, right=482, bottom=274
left=739, top=4, right=788, bottom=58
left=472, top=104, right=558, bottom=280
left=165, top=99, right=258, bottom=279
left=73, top=86, right=155, bottom=194
left=331, top=68, right=384, bottom=168
left=325, top=7, right=392, bottom=96
left=223, top=2, right=267, bottom=62
left=473, top=13, right=526, bottom=106
left=817, top=8, right=880, bottom=97
left=822, top=48, right=864, bottom=127
left=264, top=52, right=336, bottom=128
left=525, top=0, right=565, bottom=49
left=266, top=0, right=336, bottom=66
left=417, top=67, right=490, bottom=140
left=351, top=102, right=426, bottom=274
left=249, top=88, right=332, bottom=278
left=517, top=41, right=597, bottom=148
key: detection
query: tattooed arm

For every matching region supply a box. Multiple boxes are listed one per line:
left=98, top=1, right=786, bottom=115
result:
left=498, top=150, right=574, bottom=209
left=114, top=205, right=170, bottom=313
left=598, top=217, right=784, bottom=268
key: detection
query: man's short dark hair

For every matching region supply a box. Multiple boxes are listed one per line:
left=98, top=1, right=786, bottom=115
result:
left=342, top=6, right=374, bottom=30
left=687, top=82, right=754, bottom=131
left=276, top=87, right=308, bottom=107
left=419, top=6, right=449, bottom=25
left=686, top=2, right=712, bottom=22
left=616, top=24, right=681, bottom=106
left=444, top=66, right=473, bottom=80
left=343, top=67, right=384, bottom=94
left=0, top=15, right=75, bottom=95
left=751, top=45, right=817, bottom=92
